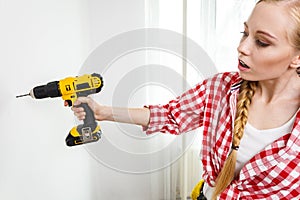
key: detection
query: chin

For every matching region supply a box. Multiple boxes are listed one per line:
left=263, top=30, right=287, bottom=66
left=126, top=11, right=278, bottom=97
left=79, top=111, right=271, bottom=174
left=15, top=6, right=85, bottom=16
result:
left=238, top=71, right=258, bottom=81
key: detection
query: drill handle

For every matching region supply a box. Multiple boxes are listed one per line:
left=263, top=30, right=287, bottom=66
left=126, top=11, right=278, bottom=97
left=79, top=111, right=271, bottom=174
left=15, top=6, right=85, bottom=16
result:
left=81, top=103, right=97, bottom=126
left=65, top=102, right=102, bottom=146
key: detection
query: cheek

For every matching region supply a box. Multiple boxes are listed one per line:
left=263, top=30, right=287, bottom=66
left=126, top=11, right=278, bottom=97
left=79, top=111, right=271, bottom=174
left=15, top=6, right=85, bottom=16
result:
left=254, top=48, right=292, bottom=70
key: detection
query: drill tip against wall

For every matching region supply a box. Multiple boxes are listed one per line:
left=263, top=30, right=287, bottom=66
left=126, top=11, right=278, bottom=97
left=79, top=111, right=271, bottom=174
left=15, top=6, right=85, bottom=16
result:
left=16, top=73, right=104, bottom=147
left=16, top=94, right=30, bottom=98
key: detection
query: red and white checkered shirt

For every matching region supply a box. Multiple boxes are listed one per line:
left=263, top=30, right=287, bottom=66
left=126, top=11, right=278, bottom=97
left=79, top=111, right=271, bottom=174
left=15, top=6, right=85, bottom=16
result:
left=145, top=72, right=300, bottom=199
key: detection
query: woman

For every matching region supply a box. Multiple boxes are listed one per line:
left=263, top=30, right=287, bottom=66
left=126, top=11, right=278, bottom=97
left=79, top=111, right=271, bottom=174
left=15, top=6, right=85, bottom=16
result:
left=72, top=0, right=300, bottom=199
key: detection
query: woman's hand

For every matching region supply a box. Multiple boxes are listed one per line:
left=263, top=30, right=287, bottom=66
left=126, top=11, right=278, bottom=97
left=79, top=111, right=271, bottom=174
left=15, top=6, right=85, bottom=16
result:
left=70, top=97, right=110, bottom=121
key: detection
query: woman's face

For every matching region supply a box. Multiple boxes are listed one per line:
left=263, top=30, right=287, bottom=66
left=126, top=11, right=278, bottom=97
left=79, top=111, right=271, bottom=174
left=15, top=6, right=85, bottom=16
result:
left=237, top=1, right=299, bottom=81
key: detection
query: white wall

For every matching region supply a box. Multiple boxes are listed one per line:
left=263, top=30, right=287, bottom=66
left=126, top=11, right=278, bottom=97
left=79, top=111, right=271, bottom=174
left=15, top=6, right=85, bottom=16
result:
left=0, top=0, right=94, bottom=199
left=0, top=0, right=156, bottom=200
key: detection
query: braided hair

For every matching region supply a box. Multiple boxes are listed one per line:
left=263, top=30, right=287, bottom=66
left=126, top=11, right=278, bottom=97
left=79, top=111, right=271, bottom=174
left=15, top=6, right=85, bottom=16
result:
left=212, top=81, right=257, bottom=199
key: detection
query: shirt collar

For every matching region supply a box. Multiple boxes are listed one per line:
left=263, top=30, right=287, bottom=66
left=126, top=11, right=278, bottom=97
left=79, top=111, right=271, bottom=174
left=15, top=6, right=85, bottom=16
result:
left=230, top=76, right=243, bottom=93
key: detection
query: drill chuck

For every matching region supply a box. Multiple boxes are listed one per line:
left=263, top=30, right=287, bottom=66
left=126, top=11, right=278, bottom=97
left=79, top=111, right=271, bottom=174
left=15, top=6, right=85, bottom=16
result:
left=30, top=81, right=62, bottom=99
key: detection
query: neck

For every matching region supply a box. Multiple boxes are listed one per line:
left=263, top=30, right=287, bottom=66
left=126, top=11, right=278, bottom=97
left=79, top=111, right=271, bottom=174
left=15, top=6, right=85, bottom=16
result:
left=257, top=71, right=300, bottom=103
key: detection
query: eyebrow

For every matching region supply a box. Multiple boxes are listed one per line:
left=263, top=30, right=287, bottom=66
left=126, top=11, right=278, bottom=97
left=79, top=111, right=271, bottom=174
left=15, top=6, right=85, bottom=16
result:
left=244, top=22, right=278, bottom=40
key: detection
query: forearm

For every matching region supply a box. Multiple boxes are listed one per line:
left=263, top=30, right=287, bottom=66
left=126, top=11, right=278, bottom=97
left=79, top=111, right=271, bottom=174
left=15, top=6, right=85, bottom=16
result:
left=99, top=105, right=151, bottom=127
left=72, top=97, right=151, bottom=127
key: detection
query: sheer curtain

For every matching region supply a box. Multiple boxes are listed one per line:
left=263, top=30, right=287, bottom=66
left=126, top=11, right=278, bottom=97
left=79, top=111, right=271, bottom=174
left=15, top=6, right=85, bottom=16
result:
left=145, top=0, right=256, bottom=199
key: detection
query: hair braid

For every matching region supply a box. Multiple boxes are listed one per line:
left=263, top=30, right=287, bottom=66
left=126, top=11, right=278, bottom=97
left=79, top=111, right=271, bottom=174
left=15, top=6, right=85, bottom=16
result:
left=212, top=80, right=257, bottom=199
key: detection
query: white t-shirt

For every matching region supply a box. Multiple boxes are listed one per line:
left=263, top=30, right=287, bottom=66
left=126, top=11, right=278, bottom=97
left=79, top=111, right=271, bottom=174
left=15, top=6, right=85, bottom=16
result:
left=204, top=113, right=296, bottom=199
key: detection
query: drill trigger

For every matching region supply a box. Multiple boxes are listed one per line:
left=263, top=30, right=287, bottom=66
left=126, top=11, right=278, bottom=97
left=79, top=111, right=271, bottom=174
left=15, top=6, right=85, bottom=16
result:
left=65, top=100, right=73, bottom=107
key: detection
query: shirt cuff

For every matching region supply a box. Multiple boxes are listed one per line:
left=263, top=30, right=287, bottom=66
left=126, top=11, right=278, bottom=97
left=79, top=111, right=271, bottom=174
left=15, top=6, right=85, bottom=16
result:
left=142, top=104, right=168, bottom=135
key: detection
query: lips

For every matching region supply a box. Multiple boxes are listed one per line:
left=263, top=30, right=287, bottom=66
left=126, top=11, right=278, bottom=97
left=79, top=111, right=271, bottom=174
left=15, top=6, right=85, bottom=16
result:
left=238, top=59, right=251, bottom=72
left=239, top=60, right=250, bottom=69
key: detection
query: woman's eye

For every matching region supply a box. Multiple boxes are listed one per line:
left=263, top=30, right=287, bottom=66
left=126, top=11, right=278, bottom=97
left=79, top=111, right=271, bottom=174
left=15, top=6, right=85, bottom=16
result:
left=256, top=39, right=270, bottom=47
left=240, top=31, right=248, bottom=37
left=240, top=31, right=270, bottom=47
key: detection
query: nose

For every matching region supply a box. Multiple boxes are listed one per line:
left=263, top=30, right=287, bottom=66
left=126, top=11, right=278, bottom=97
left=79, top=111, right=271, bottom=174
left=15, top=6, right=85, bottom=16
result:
left=237, top=37, right=251, bottom=56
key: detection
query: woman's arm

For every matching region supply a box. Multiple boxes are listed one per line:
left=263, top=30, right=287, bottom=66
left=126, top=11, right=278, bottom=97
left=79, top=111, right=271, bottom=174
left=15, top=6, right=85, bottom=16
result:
left=71, top=97, right=151, bottom=127
left=71, top=75, right=209, bottom=135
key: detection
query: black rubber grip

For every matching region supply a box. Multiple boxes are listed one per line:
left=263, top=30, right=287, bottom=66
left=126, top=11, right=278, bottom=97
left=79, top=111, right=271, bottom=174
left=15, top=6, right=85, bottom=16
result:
left=81, top=103, right=97, bottom=129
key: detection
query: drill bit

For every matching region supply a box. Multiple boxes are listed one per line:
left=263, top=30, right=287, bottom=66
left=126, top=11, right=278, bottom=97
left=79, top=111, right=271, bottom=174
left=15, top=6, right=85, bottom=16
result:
left=16, top=93, right=30, bottom=98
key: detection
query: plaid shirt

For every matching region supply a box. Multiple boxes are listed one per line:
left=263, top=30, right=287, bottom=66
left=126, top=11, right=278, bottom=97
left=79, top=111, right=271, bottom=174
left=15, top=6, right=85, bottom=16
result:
left=145, top=72, right=300, bottom=199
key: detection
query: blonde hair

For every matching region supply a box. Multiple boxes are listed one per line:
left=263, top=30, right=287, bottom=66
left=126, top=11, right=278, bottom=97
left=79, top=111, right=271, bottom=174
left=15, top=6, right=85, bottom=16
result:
left=212, top=1, right=300, bottom=198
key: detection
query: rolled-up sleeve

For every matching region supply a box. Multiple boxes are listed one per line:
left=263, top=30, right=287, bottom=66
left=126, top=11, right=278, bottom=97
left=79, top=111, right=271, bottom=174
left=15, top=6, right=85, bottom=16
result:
left=144, top=81, right=207, bottom=135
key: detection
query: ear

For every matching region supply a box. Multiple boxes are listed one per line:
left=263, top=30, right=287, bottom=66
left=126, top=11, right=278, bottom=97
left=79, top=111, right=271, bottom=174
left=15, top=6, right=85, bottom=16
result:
left=290, top=54, right=300, bottom=69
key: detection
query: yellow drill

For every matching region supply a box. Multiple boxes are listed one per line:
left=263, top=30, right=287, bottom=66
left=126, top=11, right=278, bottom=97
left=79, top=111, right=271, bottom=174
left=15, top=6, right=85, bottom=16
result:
left=16, top=73, right=104, bottom=147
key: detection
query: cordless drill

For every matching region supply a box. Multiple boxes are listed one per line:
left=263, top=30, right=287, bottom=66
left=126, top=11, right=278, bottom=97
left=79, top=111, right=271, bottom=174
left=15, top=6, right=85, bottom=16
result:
left=16, top=73, right=104, bottom=147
